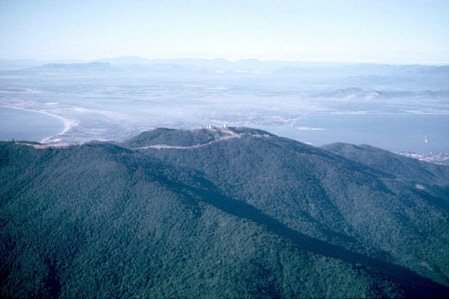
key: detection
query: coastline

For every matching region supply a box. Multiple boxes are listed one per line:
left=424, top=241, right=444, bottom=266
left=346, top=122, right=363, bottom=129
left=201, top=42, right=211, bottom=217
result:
left=0, top=105, right=75, bottom=143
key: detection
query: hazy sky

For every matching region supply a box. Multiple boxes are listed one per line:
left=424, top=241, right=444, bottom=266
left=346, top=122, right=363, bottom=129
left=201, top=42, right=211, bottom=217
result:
left=0, top=0, right=448, bottom=63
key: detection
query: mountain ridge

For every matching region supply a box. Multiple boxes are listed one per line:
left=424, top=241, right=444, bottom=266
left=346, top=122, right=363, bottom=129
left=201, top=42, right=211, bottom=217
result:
left=1, top=127, right=448, bottom=298
left=321, top=142, right=449, bottom=186
left=27, top=61, right=113, bottom=73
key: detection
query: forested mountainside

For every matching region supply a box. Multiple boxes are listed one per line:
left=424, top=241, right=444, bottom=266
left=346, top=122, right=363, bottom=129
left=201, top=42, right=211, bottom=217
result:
left=321, top=142, right=449, bottom=186
left=1, top=127, right=448, bottom=298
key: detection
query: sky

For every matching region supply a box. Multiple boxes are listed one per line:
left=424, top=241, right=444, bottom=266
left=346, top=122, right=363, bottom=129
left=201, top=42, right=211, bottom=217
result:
left=0, top=0, right=448, bottom=64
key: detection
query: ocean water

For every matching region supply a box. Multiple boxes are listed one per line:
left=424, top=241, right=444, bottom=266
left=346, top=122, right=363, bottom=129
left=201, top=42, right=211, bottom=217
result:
left=0, top=64, right=447, bottom=153
left=0, top=107, right=64, bottom=142
left=262, top=113, right=449, bottom=153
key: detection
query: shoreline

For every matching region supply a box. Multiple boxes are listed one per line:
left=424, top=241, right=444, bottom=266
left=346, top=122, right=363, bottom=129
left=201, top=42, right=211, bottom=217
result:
left=0, top=105, right=76, bottom=143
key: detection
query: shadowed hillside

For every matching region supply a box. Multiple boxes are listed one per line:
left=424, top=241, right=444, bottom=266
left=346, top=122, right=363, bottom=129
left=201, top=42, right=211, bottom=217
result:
left=1, top=127, right=448, bottom=298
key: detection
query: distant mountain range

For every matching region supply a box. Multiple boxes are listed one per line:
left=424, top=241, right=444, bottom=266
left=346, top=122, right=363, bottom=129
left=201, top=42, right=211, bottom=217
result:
left=28, top=61, right=113, bottom=73
left=1, top=127, right=448, bottom=298
left=1, top=56, right=447, bottom=73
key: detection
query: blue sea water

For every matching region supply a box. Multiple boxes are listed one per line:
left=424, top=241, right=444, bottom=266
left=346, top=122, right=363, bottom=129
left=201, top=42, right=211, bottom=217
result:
left=262, top=113, right=449, bottom=153
left=0, top=107, right=64, bottom=142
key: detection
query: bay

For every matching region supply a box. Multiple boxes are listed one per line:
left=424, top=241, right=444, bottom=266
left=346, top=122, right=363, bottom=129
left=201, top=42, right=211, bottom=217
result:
left=0, top=107, right=65, bottom=142
left=262, top=113, right=449, bottom=153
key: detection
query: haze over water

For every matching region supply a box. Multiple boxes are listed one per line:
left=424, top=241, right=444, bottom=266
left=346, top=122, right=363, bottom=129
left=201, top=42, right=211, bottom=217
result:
left=1, top=0, right=448, bottom=153
left=0, top=59, right=447, bottom=154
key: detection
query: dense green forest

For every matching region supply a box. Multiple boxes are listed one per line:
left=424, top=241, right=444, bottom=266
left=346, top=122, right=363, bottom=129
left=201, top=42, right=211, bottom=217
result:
left=1, top=127, right=448, bottom=298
